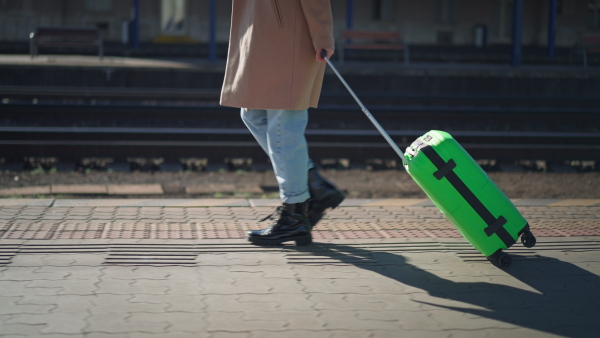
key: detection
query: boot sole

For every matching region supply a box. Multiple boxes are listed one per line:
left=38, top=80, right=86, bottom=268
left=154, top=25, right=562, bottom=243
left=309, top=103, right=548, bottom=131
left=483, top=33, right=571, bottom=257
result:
left=248, top=234, right=312, bottom=246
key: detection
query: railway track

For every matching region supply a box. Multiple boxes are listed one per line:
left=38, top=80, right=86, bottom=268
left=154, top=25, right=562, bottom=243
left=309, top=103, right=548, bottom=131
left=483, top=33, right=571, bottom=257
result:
left=1, top=87, right=599, bottom=165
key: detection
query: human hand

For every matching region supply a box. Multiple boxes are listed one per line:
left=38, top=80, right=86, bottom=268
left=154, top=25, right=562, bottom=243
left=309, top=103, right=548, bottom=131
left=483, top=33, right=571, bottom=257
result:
left=317, top=48, right=334, bottom=62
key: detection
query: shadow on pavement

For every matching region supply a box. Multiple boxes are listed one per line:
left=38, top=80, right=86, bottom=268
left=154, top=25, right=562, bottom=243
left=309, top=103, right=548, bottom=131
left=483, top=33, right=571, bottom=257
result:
left=292, top=243, right=600, bottom=338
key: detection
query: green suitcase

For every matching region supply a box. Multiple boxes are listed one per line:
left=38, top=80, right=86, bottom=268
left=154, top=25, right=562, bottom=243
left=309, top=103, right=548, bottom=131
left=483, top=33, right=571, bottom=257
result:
left=405, top=131, right=536, bottom=267
left=323, top=53, right=536, bottom=267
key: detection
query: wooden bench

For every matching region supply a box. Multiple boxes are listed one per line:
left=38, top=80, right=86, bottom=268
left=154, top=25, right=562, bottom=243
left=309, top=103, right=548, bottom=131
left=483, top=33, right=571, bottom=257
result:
left=30, top=27, right=104, bottom=60
left=582, top=34, right=600, bottom=67
left=337, top=30, right=409, bottom=65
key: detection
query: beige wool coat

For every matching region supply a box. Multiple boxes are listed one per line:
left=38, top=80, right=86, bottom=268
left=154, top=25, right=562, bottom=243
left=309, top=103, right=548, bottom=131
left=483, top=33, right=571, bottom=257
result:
left=220, top=0, right=335, bottom=110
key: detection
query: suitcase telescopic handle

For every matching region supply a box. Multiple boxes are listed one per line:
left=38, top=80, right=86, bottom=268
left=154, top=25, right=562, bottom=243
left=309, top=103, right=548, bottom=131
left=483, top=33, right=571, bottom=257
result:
left=320, top=50, right=408, bottom=165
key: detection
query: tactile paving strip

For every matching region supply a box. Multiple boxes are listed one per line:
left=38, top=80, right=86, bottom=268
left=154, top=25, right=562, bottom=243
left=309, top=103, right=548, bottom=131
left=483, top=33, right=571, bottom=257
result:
left=0, top=244, right=19, bottom=265
left=53, top=221, right=106, bottom=239
left=3, top=221, right=60, bottom=239
left=0, top=239, right=598, bottom=266
left=1, top=204, right=599, bottom=240
left=105, top=244, right=200, bottom=265
left=442, top=240, right=600, bottom=263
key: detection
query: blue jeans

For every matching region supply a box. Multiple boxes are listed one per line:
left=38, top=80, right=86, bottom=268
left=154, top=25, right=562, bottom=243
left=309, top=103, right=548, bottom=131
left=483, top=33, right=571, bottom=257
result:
left=241, top=108, right=312, bottom=204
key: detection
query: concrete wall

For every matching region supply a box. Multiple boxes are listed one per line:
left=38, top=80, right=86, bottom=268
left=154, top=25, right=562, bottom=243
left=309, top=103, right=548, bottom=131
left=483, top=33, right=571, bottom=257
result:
left=0, top=0, right=592, bottom=47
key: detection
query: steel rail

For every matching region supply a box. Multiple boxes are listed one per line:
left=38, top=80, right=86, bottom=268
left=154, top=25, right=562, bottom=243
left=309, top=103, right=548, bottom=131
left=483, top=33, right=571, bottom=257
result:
left=1, top=126, right=598, bottom=139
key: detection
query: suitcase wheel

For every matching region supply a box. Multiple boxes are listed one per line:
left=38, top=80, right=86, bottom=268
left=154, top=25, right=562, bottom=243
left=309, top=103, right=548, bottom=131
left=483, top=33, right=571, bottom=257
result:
left=496, top=252, right=512, bottom=268
left=487, top=250, right=512, bottom=268
left=521, top=231, right=537, bottom=248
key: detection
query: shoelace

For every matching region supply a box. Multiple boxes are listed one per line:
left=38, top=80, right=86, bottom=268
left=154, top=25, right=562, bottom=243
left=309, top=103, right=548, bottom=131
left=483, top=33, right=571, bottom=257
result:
left=260, top=206, right=285, bottom=223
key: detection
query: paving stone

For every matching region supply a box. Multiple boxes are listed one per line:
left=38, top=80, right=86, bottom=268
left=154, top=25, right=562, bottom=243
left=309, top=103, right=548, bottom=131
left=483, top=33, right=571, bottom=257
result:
left=86, top=334, right=130, bottom=338
left=203, top=294, right=279, bottom=312
left=426, top=308, right=519, bottom=331
left=201, top=278, right=283, bottom=295
left=238, top=293, right=314, bottom=311
left=229, top=265, right=296, bottom=279
left=53, top=253, right=105, bottom=266
left=0, top=323, right=45, bottom=336
left=206, top=311, right=286, bottom=332
left=309, top=293, right=383, bottom=311
left=0, top=281, right=29, bottom=296
left=0, top=296, right=54, bottom=315
left=0, top=296, right=21, bottom=310
left=129, top=333, right=209, bottom=338
left=8, top=312, right=89, bottom=334
left=18, top=295, right=94, bottom=314
left=91, top=294, right=169, bottom=314
left=101, top=266, right=171, bottom=280
left=0, top=266, right=70, bottom=281
left=344, top=293, right=420, bottom=311
left=131, top=278, right=185, bottom=289
left=32, top=254, right=80, bottom=266
left=129, top=312, right=208, bottom=333
left=163, top=268, right=202, bottom=283
left=213, top=333, right=251, bottom=338
left=21, top=285, right=63, bottom=297
left=246, top=277, right=305, bottom=294
left=164, top=294, right=206, bottom=312
left=371, top=330, right=452, bottom=338
left=329, top=331, right=387, bottom=338
left=318, top=309, right=404, bottom=331
left=96, top=279, right=169, bottom=295
left=243, top=310, right=326, bottom=331
left=249, top=330, right=330, bottom=338
left=27, top=279, right=97, bottom=295
left=291, top=265, right=362, bottom=279
left=163, top=280, right=205, bottom=296
left=195, top=265, right=267, bottom=280
left=86, top=313, right=169, bottom=334
left=100, top=266, right=147, bottom=280
left=126, top=266, right=173, bottom=279
left=203, top=294, right=246, bottom=312
left=300, top=277, right=371, bottom=294
left=331, top=277, right=412, bottom=295
left=198, top=253, right=263, bottom=266
left=128, top=293, right=177, bottom=305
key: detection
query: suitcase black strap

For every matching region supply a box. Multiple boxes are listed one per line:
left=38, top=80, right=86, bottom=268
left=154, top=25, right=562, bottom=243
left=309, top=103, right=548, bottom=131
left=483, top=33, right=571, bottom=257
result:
left=421, top=146, right=516, bottom=247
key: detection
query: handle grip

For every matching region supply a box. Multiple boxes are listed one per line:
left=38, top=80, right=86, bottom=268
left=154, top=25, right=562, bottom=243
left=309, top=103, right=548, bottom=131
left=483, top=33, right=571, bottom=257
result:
left=320, top=49, right=328, bottom=60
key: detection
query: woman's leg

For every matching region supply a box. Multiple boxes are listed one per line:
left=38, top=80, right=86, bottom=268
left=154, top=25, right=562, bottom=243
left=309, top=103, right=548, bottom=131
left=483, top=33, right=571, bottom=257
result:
left=241, top=108, right=269, bottom=154
left=241, top=108, right=343, bottom=228
left=242, top=108, right=314, bottom=169
left=243, top=108, right=312, bottom=246
left=242, top=108, right=311, bottom=203
left=265, top=109, right=311, bottom=204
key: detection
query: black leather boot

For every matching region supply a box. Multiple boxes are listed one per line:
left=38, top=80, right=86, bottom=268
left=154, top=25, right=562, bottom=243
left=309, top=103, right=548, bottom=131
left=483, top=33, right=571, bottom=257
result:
left=308, top=168, right=345, bottom=227
left=248, top=202, right=312, bottom=246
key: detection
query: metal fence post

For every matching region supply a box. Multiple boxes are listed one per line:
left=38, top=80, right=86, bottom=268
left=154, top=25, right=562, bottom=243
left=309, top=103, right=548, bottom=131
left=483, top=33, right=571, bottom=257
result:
left=547, top=0, right=558, bottom=58
left=511, top=0, right=523, bottom=67
left=209, top=0, right=217, bottom=62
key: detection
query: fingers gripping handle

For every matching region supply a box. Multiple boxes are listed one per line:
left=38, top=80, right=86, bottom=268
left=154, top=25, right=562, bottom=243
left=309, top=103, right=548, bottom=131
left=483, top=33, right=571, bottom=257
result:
left=320, top=50, right=408, bottom=165
left=320, top=49, right=328, bottom=60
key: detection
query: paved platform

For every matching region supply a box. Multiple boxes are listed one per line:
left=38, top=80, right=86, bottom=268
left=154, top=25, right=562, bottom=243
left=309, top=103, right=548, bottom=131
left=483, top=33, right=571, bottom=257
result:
left=1, top=199, right=599, bottom=241
left=1, top=199, right=599, bottom=337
